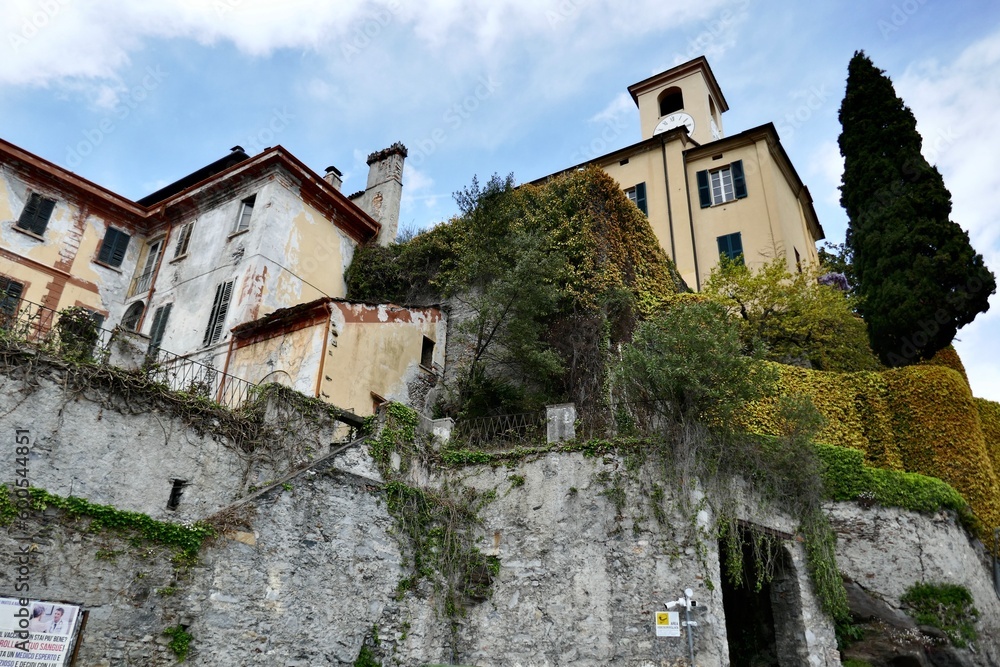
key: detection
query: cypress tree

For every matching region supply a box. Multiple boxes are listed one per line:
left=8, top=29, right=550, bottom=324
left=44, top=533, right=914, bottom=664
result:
left=838, top=51, right=995, bottom=367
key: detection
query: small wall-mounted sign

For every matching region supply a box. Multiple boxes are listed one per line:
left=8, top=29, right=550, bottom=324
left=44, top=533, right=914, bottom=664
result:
left=655, top=610, right=681, bottom=637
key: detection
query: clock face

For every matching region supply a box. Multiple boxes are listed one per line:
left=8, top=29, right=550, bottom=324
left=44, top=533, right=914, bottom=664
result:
left=654, top=112, right=695, bottom=136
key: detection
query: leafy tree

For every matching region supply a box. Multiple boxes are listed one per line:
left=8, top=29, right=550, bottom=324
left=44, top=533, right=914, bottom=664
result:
left=615, top=299, right=778, bottom=427
left=346, top=168, right=684, bottom=416
left=703, top=257, right=880, bottom=372
left=838, top=51, right=996, bottom=366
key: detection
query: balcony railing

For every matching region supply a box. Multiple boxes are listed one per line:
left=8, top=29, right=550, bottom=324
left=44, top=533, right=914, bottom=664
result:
left=0, top=299, right=257, bottom=410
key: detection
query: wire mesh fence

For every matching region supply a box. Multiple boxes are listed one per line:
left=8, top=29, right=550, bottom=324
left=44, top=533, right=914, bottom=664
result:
left=0, top=299, right=257, bottom=410
left=450, top=410, right=547, bottom=450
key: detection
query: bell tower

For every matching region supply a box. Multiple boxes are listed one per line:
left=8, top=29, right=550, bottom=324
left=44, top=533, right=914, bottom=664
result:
left=627, top=56, right=729, bottom=144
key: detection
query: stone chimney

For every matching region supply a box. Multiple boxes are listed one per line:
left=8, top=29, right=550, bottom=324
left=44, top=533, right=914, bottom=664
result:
left=324, top=165, right=343, bottom=191
left=354, top=142, right=406, bottom=246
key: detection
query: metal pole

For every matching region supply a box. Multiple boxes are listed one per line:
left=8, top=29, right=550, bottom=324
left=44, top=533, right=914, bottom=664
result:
left=685, top=600, right=695, bottom=666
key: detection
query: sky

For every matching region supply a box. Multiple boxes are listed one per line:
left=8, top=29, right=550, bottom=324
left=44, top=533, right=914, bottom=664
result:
left=2, top=0, right=998, bottom=400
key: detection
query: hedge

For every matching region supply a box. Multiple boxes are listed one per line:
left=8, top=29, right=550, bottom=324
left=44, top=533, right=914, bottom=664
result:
left=817, top=443, right=972, bottom=523
left=744, top=362, right=1000, bottom=538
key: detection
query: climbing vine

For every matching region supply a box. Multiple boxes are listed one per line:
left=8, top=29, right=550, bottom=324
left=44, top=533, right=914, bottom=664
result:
left=0, top=485, right=213, bottom=563
left=365, top=403, right=499, bottom=628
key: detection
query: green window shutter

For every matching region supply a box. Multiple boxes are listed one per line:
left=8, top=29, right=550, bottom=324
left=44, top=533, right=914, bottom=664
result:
left=17, top=194, right=55, bottom=235
left=696, top=170, right=711, bottom=208
left=634, top=182, right=648, bottom=216
left=717, top=233, right=745, bottom=264
left=98, top=228, right=131, bottom=267
left=0, top=278, right=24, bottom=317
left=732, top=160, right=747, bottom=199
left=147, top=303, right=172, bottom=354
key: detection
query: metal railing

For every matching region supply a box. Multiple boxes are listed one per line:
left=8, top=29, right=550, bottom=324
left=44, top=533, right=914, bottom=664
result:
left=450, top=410, right=546, bottom=450
left=0, top=299, right=257, bottom=410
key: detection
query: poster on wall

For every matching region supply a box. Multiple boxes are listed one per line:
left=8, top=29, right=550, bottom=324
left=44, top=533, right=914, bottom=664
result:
left=0, top=598, right=82, bottom=666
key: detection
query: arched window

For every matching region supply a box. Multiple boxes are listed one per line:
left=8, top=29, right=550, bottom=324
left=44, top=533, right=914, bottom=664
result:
left=121, top=301, right=144, bottom=331
left=658, top=87, right=684, bottom=117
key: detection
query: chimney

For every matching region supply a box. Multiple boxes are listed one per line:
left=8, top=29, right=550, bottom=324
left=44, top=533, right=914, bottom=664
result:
left=355, top=142, right=407, bottom=246
left=324, top=165, right=343, bottom=191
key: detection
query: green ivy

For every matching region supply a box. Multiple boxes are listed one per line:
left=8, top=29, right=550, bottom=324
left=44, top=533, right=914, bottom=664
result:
left=1, top=486, right=212, bottom=561
left=367, top=402, right=419, bottom=476
left=163, top=625, right=192, bottom=662
left=816, top=444, right=974, bottom=526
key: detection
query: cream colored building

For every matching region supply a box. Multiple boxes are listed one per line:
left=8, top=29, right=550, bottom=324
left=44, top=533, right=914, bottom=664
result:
left=536, top=56, right=824, bottom=290
left=229, top=298, right=445, bottom=416
left=0, top=137, right=439, bottom=416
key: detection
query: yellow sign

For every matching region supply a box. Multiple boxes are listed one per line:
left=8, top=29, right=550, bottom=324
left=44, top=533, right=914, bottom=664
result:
left=655, top=610, right=681, bottom=637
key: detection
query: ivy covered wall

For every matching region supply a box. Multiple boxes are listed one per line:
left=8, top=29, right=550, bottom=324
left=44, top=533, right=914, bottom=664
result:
left=745, top=362, right=1000, bottom=537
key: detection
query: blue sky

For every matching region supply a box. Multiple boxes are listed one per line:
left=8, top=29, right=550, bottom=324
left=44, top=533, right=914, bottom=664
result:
left=2, top=0, right=999, bottom=399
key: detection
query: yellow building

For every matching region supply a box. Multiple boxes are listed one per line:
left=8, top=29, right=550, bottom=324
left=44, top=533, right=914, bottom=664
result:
left=536, top=56, right=825, bottom=290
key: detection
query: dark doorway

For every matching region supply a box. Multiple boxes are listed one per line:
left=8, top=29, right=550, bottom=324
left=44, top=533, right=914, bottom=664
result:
left=720, top=534, right=779, bottom=666
left=719, top=527, right=809, bottom=667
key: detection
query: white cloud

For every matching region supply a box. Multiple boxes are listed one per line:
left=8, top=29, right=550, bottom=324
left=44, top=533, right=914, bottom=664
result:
left=1, top=0, right=735, bottom=89
left=589, top=92, right=632, bottom=124
left=808, top=139, right=843, bottom=208
left=895, top=27, right=1000, bottom=400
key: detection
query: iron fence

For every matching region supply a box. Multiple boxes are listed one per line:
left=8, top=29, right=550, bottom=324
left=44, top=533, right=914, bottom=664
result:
left=450, top=410, right=546, bottom=450
left=0, top=299, right=257, bottom=410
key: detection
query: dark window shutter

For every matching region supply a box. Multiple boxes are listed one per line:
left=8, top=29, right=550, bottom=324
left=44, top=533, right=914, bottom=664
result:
left=634, top=182, right=648, bottom=216
left=718, top=232, right=745, bottom=264
left=696, top=170, right=711, bottom=208
left=732, top=160, right=747, bottom=199
left=98, top=228, right=131, bottom=267
left=17, top=194, right=55, bottom=235
left=147, top=303, right=172, bottom=353
left=203, top=281, right=233, bottom=346
left=0, top=278, right=24, bottom=317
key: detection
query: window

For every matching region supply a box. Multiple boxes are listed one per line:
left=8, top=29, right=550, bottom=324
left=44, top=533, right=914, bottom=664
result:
left=96, top=228, right=131, bottom=268
left=203, top=280, right=233, bottom=346
left=83, top=309, right=106, bottom=331
left=795, top=247, right=802, bottom=274
left=696, top=160, right=748, bottom=208
left=420, top=336, right=435, bottom=369
left=147, top=303, right=172, bottom=355
left=173, top=222, right=193, bottom=259
left=16, top=193, right=56, bottom=236
left=0, top=277, right=25, bottom=324
left=717, top=232, right=744, bottom=264
left=658, top=88, right=684, bottom=117
left=625, top=182, right=648, bottom=216
left=232, top=195, right=255, bottom=234
left=121, top=301, right=144, bottom=331
left=166, top=479, right=187, bottom=511
left=132, top=238, right=163, bottom=295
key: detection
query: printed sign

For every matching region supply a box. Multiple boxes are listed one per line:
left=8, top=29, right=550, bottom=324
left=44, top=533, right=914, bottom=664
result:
left=655, top=610, right=681, bottom=637
left=0, top=598, right=81, bottom=666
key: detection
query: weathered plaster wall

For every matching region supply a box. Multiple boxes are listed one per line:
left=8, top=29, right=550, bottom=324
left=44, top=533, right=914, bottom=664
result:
left=227, top=319, right=325, bottom=396
left=0, top=165, right=142, bottom=316
left=323, top=302, right=446, bottom=416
